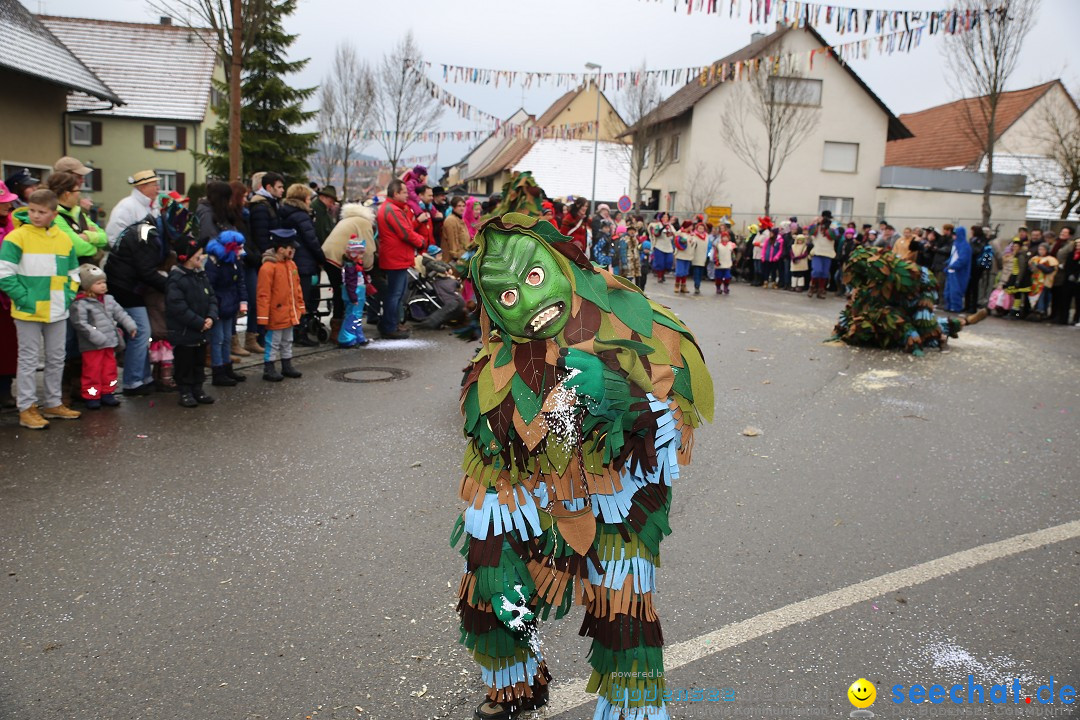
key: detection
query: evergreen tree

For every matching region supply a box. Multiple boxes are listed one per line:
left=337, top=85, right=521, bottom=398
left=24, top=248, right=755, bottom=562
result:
left=199, top=0, right=318, bottom=181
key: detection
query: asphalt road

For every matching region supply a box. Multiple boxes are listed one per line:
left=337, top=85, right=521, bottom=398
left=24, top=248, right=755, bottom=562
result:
left=1, top=281, right=1077, bottom=720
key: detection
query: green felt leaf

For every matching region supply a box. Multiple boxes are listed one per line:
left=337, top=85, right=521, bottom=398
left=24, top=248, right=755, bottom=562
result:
left=476, top=364, right=511, bottom=413
left=680, top=336, right=714, bottom=423
left=570, top=264, right=611, bottom=312
left=608, top=289, right=654, bottom=338
left=494, top=338, right=513, bottom=367
left=598, top=338, right=655, bottom=356
left=511, top=374, right=543, bottom=425
left=671, top=365, right=693, bottom=403
left=463, top=383, right=481, bottom=434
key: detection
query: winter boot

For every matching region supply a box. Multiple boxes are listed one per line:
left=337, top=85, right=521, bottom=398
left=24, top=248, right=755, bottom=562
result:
left=259, top=360, right=280, bottom=382
left=226, top=363, right=246, bottom=382
left=329, top=317, right=342, bottom=342
left=231, top=334, right=251, bottom=357
left=18, top=405, right=49, bottom=429
left=211, top=365, right=237, bottom=387
left=244, top=332, right=265, bottom=354
left=280, top=358, right=302, bottom=379
left=177, top=385, right=198, bottom=408
left=192, top=385, right=215, bottom=404
left=157, top=362, right=177, bottom=392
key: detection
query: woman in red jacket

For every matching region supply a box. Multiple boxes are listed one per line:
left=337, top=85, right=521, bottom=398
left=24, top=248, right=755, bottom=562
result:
left=559, top=197, right=589, bottom=254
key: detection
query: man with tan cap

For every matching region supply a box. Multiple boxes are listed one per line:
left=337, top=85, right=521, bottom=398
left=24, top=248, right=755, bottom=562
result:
left=105, top=170, right=160, bottom=248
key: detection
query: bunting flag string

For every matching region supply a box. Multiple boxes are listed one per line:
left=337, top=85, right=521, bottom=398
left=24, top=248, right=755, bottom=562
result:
left=642, top=0, right=996, bottom=37
left=423, top=8, right=982, bottom=89
left=352, top=153, right=437, bottom=170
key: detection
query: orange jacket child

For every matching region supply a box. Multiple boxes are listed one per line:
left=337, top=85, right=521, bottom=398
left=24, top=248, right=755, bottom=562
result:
left=256, top=248, right=306, bottom=330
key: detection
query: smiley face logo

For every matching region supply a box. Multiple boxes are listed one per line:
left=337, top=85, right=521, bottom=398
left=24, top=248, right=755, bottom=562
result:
left=848, top=678, right=876, bottom=708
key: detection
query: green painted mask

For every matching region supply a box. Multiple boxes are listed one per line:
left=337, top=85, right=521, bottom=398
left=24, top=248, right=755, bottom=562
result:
left=477, top=231, right=572, bottom=340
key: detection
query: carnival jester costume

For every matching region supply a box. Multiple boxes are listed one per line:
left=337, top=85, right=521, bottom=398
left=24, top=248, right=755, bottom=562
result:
left=452, top=213, right=713, bottom=720
left=831, top=245, right=985, bottom=355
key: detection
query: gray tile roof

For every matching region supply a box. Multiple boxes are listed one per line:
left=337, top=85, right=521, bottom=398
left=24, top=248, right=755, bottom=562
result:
left=40, top=15, right=218, bottom=122
left=0, top=0, right=119, bottom=103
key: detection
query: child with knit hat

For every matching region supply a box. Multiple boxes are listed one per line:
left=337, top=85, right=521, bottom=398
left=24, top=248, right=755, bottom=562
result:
left=165, top=234, right=219, bottom=407
left=337, top=235, right=369, bottom=348
left=69, top=264, right=137, bottom=408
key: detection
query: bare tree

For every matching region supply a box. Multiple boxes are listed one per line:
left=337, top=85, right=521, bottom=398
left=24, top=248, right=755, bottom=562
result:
left=720, top=51, right=820, bottom=216
left=615, top=61, right=678, bottom=205
left=312, top=103, right=339, bottom=187
left=371, top=32, right=442, bottom=174
left=318, top=43, right=374, bottom=194
left=147, top=0, right=268, bottom=181
left=944, top=0, right=1040, bottom=226
left=684, top=161, right=726, bottom=214
left=1029, top=95, right=1080, bottom=220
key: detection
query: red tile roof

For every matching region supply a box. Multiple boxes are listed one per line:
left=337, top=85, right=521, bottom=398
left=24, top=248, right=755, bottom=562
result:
left=884, top=81, right=1060, bottom=169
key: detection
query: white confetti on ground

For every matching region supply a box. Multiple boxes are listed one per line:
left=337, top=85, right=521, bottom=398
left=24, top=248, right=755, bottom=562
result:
left=360, top=338, right=438, bottom=351
left=903, top=636, right=1038, bottom=687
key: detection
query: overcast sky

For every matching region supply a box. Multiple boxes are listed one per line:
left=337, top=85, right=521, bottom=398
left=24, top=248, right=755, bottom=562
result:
left=24, top=0, right=1080, bottom=180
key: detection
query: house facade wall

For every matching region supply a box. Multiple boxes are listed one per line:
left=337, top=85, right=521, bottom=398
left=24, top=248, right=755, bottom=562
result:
left=71, top=116, right=203, bottom=214
left=996, top=85, right=1075, bottom=157
left=553, top=84, right=625, bottom=141
left=0, top=69, right=66, bottom=183
left=646, top=30, right=889, bottom=223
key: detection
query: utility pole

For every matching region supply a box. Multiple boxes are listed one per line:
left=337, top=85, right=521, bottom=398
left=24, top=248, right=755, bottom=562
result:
left=229, top=0, right=243, bottom=182
left=586, top=62, right=601, bottom=219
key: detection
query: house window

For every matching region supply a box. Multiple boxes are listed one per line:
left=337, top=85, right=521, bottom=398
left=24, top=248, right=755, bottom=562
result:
left=768, top=77, right=823, bottom=106
left=70, top=120, right=93, bottom=146
left=157, top=170, right=177, bottom=192
left=667, top=191, right=677, bottom=213
left=654, top=138, right=664, bottom=165
left=819, top=196, right=853, bottom=219
left=641, top=144, right=650, bottom=168
left=671, top=134, right=681, bottom=163
left=155, top=126, right=177, bottom=150
left=822, top=142, right=859, bottom=173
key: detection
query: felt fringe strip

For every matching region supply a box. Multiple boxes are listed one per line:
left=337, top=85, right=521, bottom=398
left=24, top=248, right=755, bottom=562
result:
left=580, top=612, right=664, bottom=652
left=593, top=693, right=669, bottom=720
left=585, top=643, right=665, bottom=679
left=485, top=662, right=552, bottom=706
left=590, top=576, right=658, bottom=622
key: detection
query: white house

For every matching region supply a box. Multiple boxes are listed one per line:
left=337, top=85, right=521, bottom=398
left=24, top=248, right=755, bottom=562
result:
left=631, top=24, right=911, bottom=226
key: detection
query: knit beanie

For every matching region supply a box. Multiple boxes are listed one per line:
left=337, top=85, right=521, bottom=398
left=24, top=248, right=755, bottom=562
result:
left=173, top=233, right=203, bottom=263
left=427, top=244, right=442, bottom=256
left=346, top=235, right=364, bottom=257
left=78, top=263, right=106, bottom=290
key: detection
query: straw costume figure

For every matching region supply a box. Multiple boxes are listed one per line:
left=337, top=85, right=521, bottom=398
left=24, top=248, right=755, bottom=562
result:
left=452, top=212, right=713, bottom=720
left=831, top=245, right=986, bottom=355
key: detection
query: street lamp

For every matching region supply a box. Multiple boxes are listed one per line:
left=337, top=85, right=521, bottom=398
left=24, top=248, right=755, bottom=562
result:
left=585, top=62, right=601, bottom=220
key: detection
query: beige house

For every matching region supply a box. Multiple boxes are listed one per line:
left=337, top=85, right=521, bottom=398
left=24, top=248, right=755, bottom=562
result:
left=0, top=0, right=120, bottom=187
left=464, top=85, right=626, bottom=197
left=883, top=81, right=1078, bottom=232
left=630, top=25, right=910, bottom=225
left=39, top=15, right=222, bottom=212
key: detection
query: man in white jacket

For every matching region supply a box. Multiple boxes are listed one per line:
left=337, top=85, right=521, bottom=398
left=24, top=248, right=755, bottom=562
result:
left=105, top=170, right=160, bottom=248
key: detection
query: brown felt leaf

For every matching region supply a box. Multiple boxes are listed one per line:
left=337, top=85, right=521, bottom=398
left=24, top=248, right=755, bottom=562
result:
left=514, top=340, right=548, bottom=394
left=490, top=351, right=517, bottom=391
left=513, top=407, right=549, bottom=452
left=563, top=300, right=601, bottom=345
left=488, top=393, right=517, bottom=444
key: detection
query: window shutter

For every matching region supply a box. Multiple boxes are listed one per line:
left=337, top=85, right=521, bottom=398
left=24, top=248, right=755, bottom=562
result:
left=176, top=172, right=186, bottom=194
left=144, top=125, right=154, bottom=149
left=91, top=121, right=103, bottom=146
left=177, top=127, right=187, bottom=150
left=90, top=169, right=103, bottom=192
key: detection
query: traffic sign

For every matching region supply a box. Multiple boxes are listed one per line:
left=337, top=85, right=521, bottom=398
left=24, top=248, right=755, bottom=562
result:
left=617, top=195, right=633, bottom=213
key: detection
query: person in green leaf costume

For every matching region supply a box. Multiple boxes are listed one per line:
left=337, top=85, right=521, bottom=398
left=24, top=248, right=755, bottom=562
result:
left=452, top=212, right=713, bottom=720
left=830, top=245, right=987, bottom=355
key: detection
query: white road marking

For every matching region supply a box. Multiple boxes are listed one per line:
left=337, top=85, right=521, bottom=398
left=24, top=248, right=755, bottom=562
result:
left=543, top=519, right=1080, bottom=716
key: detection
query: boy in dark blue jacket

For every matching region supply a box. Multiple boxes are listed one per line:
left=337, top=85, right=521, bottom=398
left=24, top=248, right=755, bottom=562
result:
left=205, top=230, right=248, bottom=387
left=166, top=234, right=219, bottom=408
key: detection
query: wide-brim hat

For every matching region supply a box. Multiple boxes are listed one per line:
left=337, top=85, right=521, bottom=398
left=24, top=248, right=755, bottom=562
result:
left=54, top=156, right=92, bottom=176
left=129, top=170, right=160, bottom=187
left=0, top=181, right=17, bottom=203
left=317, top=185, right=339, bottom=202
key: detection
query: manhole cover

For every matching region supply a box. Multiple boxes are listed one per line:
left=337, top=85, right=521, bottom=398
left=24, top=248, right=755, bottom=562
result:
left=327, top=366, right=411, bottom=384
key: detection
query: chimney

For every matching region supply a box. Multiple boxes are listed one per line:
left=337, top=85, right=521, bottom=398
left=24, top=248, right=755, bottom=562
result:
left=159, top=16, right=172, bottom=25
left=751, top=31, right=766, bottom=43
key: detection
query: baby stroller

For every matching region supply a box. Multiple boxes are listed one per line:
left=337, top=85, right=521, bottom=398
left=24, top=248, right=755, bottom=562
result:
left=403, top=267, right=444, bottom=322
